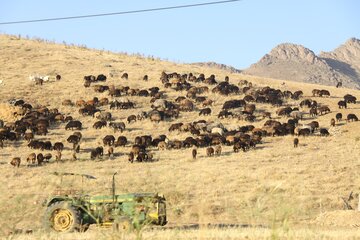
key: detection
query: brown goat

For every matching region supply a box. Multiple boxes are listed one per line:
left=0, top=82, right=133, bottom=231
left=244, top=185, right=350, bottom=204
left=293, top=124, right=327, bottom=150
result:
left=206, top=147, right=214, bottom=157
left=26, top=153, right=36, bottom=166
left=55, top=151, right=62, bottom=162
left=294, top=138, right=299, bottom=148
left=37, top=153, right=44, bottom=165
left=10, top=157, right=21, bottom=167
left=192, top=149, right=197, bottom=159
left=330, top=118, right=336, bottom=127
left=108, top=147, right=114, bottom=158
left=215, top=145, right=222, bottom=156
left=128, top=152, right=135, bottom=163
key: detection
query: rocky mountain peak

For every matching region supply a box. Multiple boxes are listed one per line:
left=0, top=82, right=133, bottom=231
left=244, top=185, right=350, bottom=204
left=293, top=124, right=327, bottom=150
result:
left=259, top=43, right=321, bottom=65
left=345, top=37, right=360, bottom=47
left=320, top=38, right=360, bottom=58
left=244, top=38, right=360, bottom=89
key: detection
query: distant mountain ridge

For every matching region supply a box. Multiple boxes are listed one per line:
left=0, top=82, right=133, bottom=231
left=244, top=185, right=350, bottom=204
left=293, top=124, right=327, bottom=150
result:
left=243, top=38, right=360, bottom=89
left=320, top=38, right=360, bottom=82
left=191, top=62, right=241, bottom=73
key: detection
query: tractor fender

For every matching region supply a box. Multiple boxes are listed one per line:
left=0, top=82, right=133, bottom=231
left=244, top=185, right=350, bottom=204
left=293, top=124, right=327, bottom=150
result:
left=46, top=197, right=69, bottom=207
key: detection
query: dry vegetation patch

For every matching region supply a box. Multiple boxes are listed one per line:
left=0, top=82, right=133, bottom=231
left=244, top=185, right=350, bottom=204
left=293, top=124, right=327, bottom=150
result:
left=314, top=210, right=360, bottom=227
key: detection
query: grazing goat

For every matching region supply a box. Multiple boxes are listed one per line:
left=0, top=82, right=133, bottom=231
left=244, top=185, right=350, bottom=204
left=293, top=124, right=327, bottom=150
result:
left=192, top=149, right=197, bottom=159
left=206, top=147, right=214, bottom=157
left=294, top=138, right=299, bottom=148
left=215, top=145, right=222, bottom=156
left=10, top=157, right=21, bottom=167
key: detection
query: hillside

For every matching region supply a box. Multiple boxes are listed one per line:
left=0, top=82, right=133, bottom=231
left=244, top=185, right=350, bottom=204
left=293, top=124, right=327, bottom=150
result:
left=1, top=34, right=360, bottom=239
left=244, top=38, right=360, bottom=89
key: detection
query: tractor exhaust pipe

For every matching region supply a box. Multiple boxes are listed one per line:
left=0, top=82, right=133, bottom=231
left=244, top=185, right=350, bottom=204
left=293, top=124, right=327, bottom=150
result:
left=112, top=172, right=118, bottom=207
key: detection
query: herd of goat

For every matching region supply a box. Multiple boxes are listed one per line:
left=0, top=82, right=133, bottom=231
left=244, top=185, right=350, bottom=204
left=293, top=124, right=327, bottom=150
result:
left=1, top=71, right=359, bottom=168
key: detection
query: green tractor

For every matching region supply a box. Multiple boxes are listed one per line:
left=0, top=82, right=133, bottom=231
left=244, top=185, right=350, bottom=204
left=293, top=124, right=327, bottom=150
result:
left=43, top=172, right=167, bottom=233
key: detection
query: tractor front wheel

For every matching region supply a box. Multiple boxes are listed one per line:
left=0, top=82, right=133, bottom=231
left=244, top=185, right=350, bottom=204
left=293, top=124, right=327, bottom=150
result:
left=43, top=201, right=82, bottom=233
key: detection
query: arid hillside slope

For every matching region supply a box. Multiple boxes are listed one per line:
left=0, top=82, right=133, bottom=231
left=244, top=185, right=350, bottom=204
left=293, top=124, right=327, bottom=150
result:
left=1, top=35, right=360, bottom=239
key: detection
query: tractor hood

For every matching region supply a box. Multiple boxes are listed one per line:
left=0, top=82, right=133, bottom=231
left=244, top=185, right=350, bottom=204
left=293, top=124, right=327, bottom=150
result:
left=87, top=192, right=165, bottom=204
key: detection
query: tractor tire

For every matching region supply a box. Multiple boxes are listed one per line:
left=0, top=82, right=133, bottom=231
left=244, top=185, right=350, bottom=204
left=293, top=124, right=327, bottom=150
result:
left=112, top=216, right=133, bottom=233
left=43, top=201, right=83, bottom=233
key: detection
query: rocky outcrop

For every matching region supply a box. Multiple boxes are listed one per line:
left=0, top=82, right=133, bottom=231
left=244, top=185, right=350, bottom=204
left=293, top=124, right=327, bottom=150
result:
left=244, top=39, right=360, bottom=89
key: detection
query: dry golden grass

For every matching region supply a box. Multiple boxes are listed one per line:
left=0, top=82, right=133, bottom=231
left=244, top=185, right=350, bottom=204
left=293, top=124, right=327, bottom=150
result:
left=8, top=226, right=360, bottom=240
left=1, top=34, right=360, bottom=239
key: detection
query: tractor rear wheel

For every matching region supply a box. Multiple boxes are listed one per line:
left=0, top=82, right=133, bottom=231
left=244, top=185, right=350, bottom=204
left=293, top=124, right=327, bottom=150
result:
left=113, top=216, right=133, bottom=233
left=43, top=201, right=82, bottom=233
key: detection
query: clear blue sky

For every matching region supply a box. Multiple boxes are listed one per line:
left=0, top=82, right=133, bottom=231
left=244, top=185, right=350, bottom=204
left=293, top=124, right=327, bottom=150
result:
left=0, top=0, right=359, bottom=69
